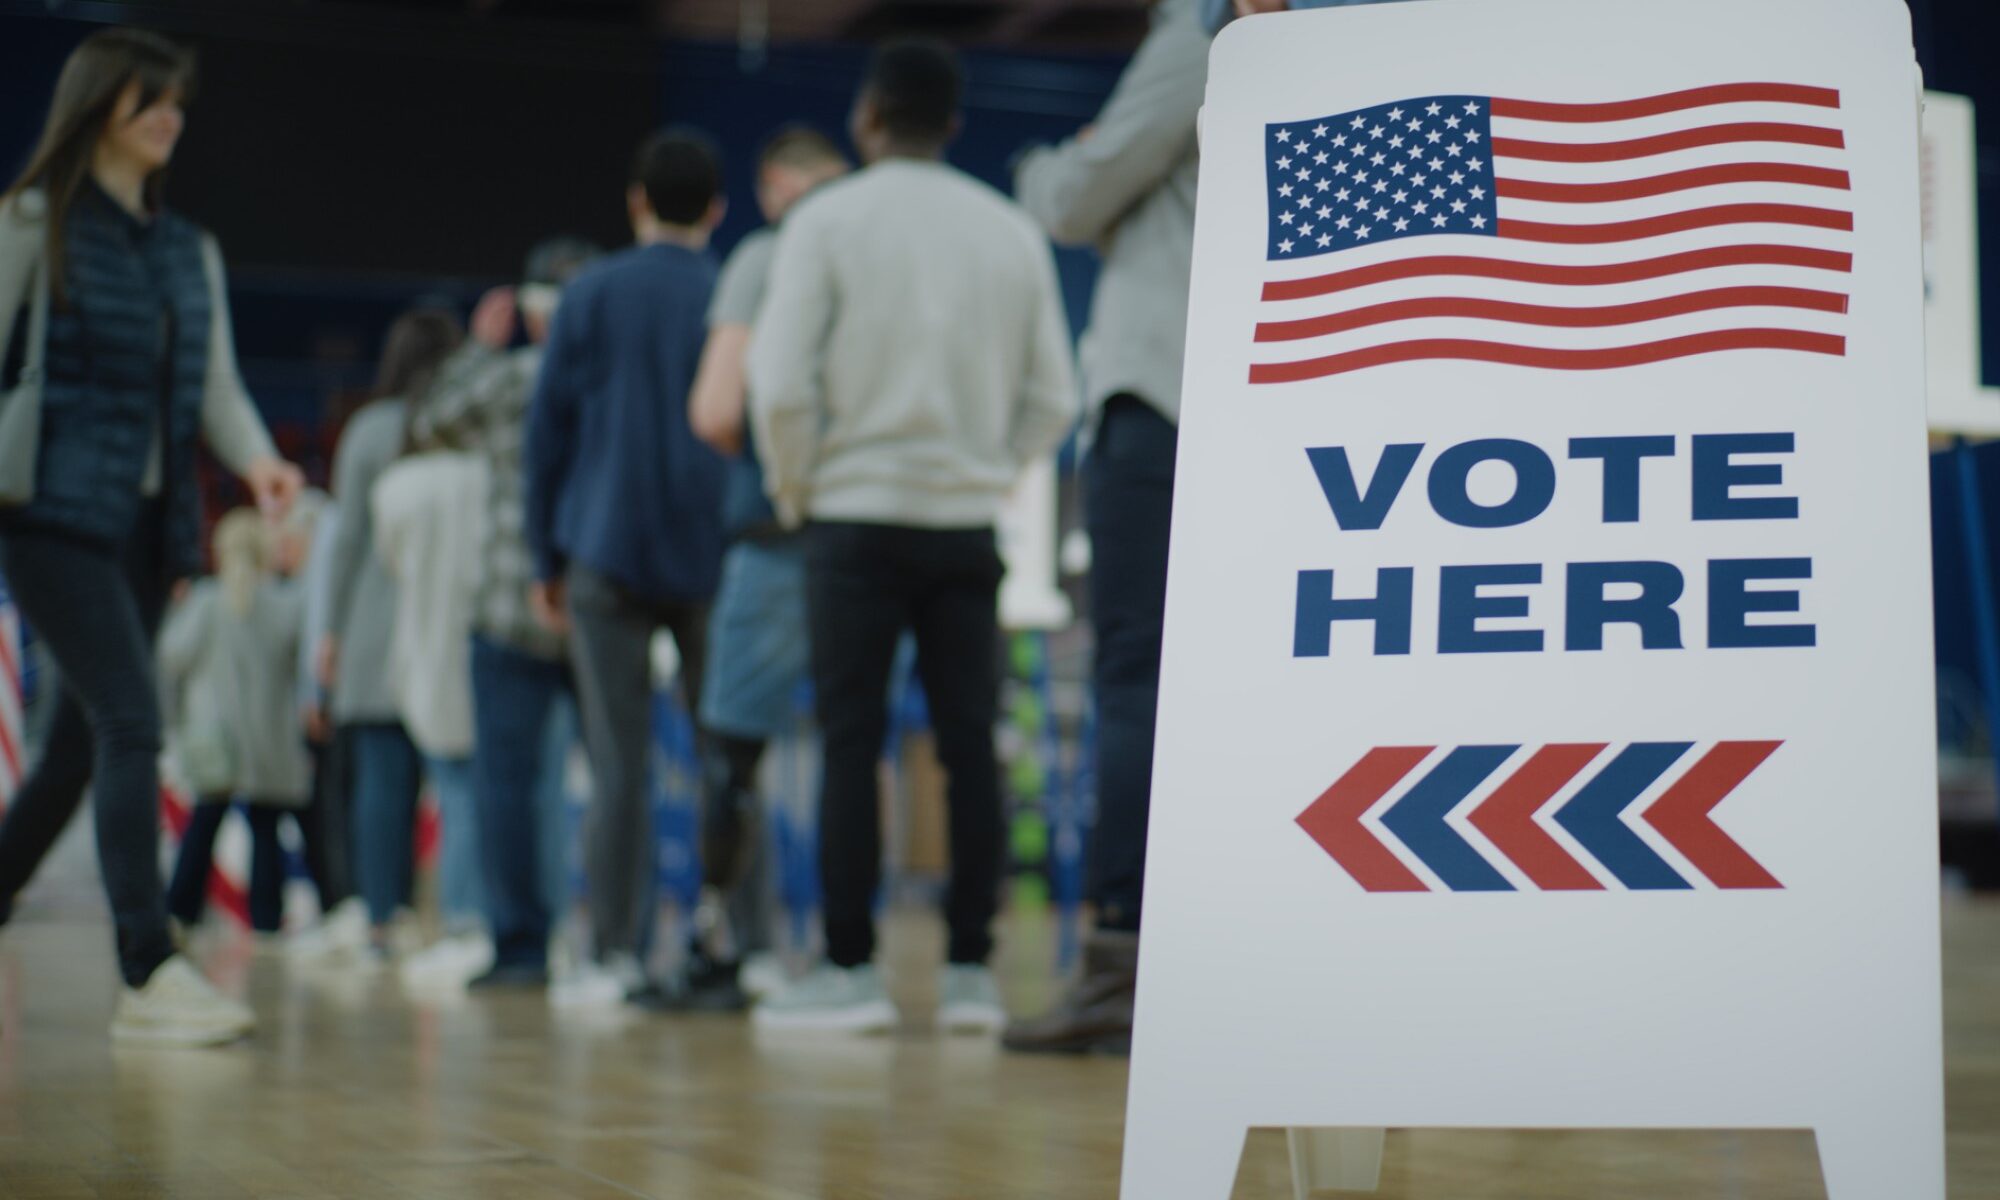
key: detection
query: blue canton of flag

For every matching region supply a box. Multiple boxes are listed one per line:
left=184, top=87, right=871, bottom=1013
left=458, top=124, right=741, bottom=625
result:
left=1266, top=96, right=1496, bottom=260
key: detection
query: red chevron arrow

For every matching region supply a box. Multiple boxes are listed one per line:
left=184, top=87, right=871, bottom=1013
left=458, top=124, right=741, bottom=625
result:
left=1296, top=746, right=1432, bottom=892
left=1641, top=740, right=1783, bottom=889
left=1467, top=743, right=1607, bottom=890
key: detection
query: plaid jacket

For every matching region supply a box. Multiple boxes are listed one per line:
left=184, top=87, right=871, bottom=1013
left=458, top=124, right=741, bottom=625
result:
left=410, top=342, right=565, bottom=661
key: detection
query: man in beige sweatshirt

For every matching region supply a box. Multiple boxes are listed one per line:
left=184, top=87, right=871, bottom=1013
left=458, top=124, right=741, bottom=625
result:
left=747, top=40, right=1078, bottom=1034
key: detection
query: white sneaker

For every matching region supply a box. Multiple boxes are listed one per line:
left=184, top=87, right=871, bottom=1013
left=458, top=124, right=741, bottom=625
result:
left=740, top=952, right=788, bottom=1000
left=399, top=932, right=496, bottom=990
left=936, top=964, right=1006, bottom=1035
left=549, top=953, right=645, bottom=1009
left=111, top=956, right=255, bottom=1047
left=753, top=964, right=897, bottom=1034
left=289, top=898, right=371, bottom=963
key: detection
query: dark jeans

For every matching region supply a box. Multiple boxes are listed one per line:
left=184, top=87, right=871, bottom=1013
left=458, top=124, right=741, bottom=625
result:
left=565, top=565, right=710, bottom=962
left=470, top=635, right=571, bottom=970
left=0, top=512, right=175, bottom=986
left=167, top=800, right=286, bottom=933
left=806, top=521, right=1004, bottom=969
left=702, top=731, right=772, bottom=959
left=1085, top=395, right=1178, bottom=933
left=298, top=731, right=352, bottom=913
left=348, top=722, right=422, bottom=928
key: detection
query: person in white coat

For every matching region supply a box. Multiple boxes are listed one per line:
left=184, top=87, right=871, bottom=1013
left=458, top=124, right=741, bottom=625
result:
left=373, top=438, right=491, bottom=988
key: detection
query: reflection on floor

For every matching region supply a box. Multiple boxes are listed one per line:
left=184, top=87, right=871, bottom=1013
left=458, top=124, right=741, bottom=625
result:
left=0, top=894, right=1995, bottom=1199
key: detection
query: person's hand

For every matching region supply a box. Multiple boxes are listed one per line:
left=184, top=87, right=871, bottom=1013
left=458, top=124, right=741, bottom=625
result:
left=529, top=579, right=568, bottom=636
left=244, top=455, right=304, bottom=518
left=471, top=287, right=518, bottom=350
left=170, top=577, right=193, bottom=605
left=1234, top=0, right=1287, bottom=15
left=303, top=703, right=331, bottom=744
left=315, top=634, right=340, bottom=691
left=1076, top=123, right=1097, bottom=143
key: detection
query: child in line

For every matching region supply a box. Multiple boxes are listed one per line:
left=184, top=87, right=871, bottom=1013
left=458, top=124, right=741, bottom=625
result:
left=161, top=509, right=311, bottom=935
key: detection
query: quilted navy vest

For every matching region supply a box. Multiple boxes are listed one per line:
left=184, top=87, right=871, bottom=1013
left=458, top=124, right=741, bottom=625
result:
left=16, top=183, right=213, bottom=578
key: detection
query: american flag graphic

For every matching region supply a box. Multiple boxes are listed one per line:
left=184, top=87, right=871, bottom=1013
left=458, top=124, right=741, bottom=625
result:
left=1252, top=83, right=1851, bottom=383
left=0, top=578, right=25, bottom=808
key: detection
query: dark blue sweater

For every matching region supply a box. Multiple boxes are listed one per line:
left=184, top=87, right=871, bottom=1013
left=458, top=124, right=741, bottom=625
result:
left=523, top=242, right=726, bottom=603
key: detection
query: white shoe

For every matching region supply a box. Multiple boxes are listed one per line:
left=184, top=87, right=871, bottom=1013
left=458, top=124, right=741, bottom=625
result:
left=740, top=952, right=788, bottom=1000
left=549, top=953, right=645, bottom=1009
left=936, top=964, right=1005, bottom=1035
left=289, top=898, right=371, bottom=963
left=399, top=932, right=496, bottom=990
left=753, top=964, right=897, bottom=1034
left=111, top=956, right=255, bottom=1047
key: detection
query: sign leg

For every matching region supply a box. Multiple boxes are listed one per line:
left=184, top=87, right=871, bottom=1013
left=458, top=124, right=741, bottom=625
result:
left=1286, top=1128, right=1386, bottom=1197
left=1118, top=1113, right=1245, bottom=1199
left=1816, top=1117, right=1946, bottom=1199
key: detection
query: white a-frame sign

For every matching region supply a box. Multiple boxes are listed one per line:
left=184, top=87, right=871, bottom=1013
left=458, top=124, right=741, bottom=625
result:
left=1124, top=0, right=1944, bottom=1196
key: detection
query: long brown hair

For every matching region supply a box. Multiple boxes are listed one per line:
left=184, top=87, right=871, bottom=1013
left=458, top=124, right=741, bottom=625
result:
left=370, top=307, right=464, bottom=454
left=2, top=28, right=196, bottom=303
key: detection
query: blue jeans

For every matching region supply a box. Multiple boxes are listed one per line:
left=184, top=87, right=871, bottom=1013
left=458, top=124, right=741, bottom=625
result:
left=471, top=636, right=573, bottom=970
left=1084, top=396, right=1178, bottom=933
left=349, top=723, right=422, bottom=928
left=423, top=754, right=483, bottom=933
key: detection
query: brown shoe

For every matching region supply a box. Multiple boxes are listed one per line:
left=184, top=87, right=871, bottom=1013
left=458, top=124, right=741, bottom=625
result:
left=1001, top=929, right=1138, bottom=1056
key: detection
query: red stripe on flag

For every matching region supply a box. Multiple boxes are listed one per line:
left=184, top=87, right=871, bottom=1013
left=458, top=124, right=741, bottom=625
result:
left=0, top=628, right=18, bottom=694
left=1466, top=744, right=1606, bottom=891
left=1498, top=203, right=1852, bottom=244
left=1490, top=84, right=1840, bottom=123
left=1491, top=121, right=1844, bottom=162
left=1495, top=163, right=1851, bottom=203
left=1261, top=245, right=1852, bottom=301
left=1254, top=285, right=1848, bottom=342
left=1248, top=328, right=1845, bottom=383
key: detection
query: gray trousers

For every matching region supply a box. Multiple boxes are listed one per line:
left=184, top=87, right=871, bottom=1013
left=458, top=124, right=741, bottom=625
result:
left=565, top=566, right=710, bottom=963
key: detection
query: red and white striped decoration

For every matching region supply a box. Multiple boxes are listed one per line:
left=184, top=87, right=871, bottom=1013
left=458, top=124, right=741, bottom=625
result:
left=0, top=586, right=26, bottom=811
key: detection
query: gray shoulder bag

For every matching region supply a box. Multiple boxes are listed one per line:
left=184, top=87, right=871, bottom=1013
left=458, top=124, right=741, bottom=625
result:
left=0, top=249, right=50, bottom=507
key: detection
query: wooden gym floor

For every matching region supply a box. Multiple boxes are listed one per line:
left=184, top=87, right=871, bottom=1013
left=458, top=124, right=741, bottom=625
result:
left=1, top=874, right=1995, bottom=1198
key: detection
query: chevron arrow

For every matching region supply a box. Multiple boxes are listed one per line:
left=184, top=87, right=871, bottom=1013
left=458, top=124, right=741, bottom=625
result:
left=1380, top=745, right=1517, bottom=891
left=1295, top=746, right=1432, bottom=892
left=1641, top=740, right=1783, bottom=889
left=1467, top=743, right=1607, bottom=890
left=1552, top=742, right=1693, bottom=890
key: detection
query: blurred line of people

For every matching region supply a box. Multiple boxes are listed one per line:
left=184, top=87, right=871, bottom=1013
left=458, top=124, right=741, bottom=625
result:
left=0, top=0, right=1219, bottom=1051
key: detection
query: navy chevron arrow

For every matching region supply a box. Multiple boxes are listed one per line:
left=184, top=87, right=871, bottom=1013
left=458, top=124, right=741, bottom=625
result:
left=1553, top=742, right=1693, bottom=889
left=1380, top=745, right=1517, bottom=891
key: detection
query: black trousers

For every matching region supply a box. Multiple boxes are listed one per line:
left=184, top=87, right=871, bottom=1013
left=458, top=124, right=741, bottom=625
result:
left=297, top=731, right=352, bottom=914
left=1084, top=395, right=1179, bottom=933
left=167, top=800, right=287, bottom=934
left=806, top=521, right=1004, bottom=969
left=565, top=565, right=710, bottom=961
left=0, top=510, right=176, bottom=986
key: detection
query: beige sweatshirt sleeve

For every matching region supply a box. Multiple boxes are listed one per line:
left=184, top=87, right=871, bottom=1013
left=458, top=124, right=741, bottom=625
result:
left=197, top=235, right=278, bottom=474
left=746, top=214, right=837, bottom=527
left=1011, top=238, right=1082, bottom=466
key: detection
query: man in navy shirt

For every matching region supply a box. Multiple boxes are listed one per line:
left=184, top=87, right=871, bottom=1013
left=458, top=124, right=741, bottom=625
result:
left=523, top=128, right=727, bottom=1005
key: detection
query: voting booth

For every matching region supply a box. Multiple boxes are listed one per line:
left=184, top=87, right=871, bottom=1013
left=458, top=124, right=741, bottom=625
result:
left=1124, top=0, right=1944, bottom=1196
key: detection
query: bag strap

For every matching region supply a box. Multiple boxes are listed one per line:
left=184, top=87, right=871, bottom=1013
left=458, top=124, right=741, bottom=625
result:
left=18, top=249, right=49, bottom=389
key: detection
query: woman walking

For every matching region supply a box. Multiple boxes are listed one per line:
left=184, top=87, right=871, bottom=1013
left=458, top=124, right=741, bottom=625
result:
left=160, top=509, right=311, bottom=937
left=0, top=28, right=302, bottom=1044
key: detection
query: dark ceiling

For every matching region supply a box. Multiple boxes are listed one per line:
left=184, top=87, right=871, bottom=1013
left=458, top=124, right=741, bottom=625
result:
left=14, top=0, right=1156, bottom=52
